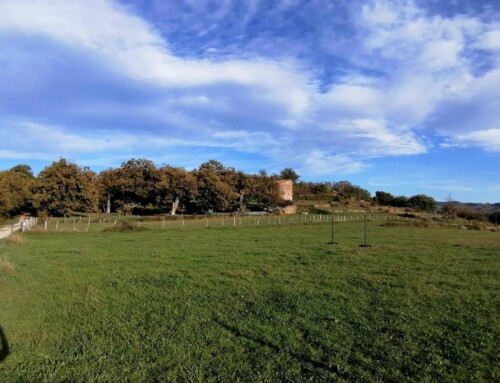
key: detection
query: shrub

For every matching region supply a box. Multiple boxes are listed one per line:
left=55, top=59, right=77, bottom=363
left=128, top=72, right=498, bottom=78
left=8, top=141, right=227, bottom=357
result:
left=103, top=220, right=148, bottom=233
left=488, top=211, right=500, bottom=225
left=382, top=221, right=437, bottom=228
left=6, top=233, right=26, bottom=246
left=466, top=222, right=483, bottom=231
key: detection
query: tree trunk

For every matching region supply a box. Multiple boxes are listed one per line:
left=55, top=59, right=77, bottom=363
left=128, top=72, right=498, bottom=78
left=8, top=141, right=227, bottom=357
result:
left=171, top=197, right=180, bottom=216
left=239, top=192, right=245, bottom=212
left=106, top=195, right=111, bottom=214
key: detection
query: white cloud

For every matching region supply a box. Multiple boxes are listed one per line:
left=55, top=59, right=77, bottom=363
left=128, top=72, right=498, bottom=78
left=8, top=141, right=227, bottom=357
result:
left=301, top=151, right=365, bottom=176
left=0, top=119, right=278, bottom=161
left=442, top=129, right=500, bottom=152
left=476, top=29, right=500, bottom=51
left=332, top=0, right=500, bottom=150
left=0, top=0, right=314, bottom=116
left=341, top=119, right=426, bottom=155
left=323, top=84, right=382, bottom=117
left=0, top=0, right=499, bottom=177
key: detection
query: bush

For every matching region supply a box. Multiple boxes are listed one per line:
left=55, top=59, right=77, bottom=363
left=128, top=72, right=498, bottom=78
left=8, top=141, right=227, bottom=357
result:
left=103, top=220, right=148, bottom=233
left=488, top=211, right=500, bottom=225
left=382, top=221, right=437, bottom=228
left=466, top=222, right=483, bottom=231
left=6, top=233, right=26, bottom=246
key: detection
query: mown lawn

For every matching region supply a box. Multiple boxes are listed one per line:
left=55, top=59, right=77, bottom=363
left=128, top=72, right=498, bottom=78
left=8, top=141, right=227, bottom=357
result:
left=0, top=221, right=499, bottom=382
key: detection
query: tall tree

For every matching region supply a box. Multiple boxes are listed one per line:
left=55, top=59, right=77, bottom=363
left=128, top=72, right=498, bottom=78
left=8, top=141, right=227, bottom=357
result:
left=231, top=171, right=256, bottom=212
left=157, top=166, right=197, bottom=215
left=250, top=174, right=282, bottom=210
left=97, top=168, right=122, bottom=214
left=374, top=191, right=394, bottom=205
left=0, top=169, right=36, bottom=217
left=114, top=159, right=160, bottom=209
left=196, top=161, right=237, bottom=212
left=33, top=158, right=98, bottom=216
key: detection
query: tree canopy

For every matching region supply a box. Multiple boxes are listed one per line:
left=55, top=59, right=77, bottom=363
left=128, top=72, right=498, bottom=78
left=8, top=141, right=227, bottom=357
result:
left=0, top=158, right=453, bottom=218
left=33, top=158, right=99, bottom=216
left=279, top=168, right=300, bottom=183
left=0, top=169, right=35, bottom=216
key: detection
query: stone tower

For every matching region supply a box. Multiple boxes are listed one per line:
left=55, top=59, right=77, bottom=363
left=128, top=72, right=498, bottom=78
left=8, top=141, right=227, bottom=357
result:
left=276, top=179, right=293, bottom=201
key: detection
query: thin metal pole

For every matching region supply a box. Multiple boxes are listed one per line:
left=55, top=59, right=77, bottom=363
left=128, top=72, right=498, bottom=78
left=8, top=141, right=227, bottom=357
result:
left=359, top=214, right=372, bottom=247
left=328, top=215, right=338, bottom=245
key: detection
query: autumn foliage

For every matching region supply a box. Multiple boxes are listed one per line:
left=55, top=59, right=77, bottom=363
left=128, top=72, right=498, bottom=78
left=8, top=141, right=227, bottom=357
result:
left=0, top=158, right=288, bottom=217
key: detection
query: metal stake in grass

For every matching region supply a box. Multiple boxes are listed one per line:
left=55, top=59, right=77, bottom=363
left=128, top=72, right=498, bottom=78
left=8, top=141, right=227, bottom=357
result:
left=328, top=215, right=338, bottom=245
left=359, top=214, right=372, bottom=248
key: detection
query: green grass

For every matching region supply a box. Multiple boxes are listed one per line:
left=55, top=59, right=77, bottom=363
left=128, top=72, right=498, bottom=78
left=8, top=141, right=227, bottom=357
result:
left=0, top=221, right=499, bottom=382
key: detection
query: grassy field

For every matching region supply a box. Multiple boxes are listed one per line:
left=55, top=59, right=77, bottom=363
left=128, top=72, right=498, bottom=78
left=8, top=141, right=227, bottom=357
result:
left=0, top=219, right=499, bottom=382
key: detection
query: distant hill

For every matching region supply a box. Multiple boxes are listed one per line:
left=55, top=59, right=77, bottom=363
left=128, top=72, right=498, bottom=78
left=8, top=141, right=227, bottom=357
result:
left=436, top=201, right=500, bottom=215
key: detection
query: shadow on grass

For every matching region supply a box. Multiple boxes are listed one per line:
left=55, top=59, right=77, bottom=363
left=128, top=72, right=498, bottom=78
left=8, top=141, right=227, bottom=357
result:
left=0, top=326, right=9, bottom=363
left=213, top=318, right=349, bottom=380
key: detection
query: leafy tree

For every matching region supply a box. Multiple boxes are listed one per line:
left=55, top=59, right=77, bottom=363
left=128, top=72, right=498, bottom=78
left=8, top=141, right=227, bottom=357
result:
left=10, top=164, right=34, bottom=178
left=311, top=183, right=330, bottom=194
left=333, top=181, right=371, bottom=202
left=199, top=160, right=227, bottom=174
left=157, top=166, right=197, bottom=215
left=391, top=195, right=409, bottom=208
left=279, top=168, right=300, bottom=183
left=196, top=162, right=238, bottom=212
left=0, top=169, right=36, bottom=217
left=225, top=171, right=256, bottom=212
left=407, top=194, right=436, bottom=212
left=97, top=168, right=122, bottom=213
left=113, top=159, right=160, bottom=210
left=374, top=191, right=394, bottom=205
left=488, top=211, right=500, bottom=225
left=33, top=158, right=98, bottom=216
left=250, top=174, right=282, bottom=210
left=456, top=208, right=484, bottom=224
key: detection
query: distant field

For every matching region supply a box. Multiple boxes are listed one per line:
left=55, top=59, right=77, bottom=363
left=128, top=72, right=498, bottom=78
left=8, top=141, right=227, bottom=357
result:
left=0, top=220, right=499, bottom=382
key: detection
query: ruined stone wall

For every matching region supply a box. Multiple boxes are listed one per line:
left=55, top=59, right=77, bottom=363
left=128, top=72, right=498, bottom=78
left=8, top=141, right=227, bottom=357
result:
left=281, top=204, right=297, bottom=215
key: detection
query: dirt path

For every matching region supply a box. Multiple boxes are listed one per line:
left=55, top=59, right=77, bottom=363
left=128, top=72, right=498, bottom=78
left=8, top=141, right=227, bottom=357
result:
left=0, top=222, right=21, bottom=240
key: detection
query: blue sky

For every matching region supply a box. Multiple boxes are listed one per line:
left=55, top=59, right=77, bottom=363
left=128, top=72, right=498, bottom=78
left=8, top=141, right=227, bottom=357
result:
left=0, top=0, right=499, bottom=202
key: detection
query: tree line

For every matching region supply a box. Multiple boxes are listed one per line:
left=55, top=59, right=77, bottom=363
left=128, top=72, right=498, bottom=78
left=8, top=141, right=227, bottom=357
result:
left=296, top=182, right=438, bottom=212
left=1, top=158, right=498, bottom=223
left=0, top=159, right=292, bottom=217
